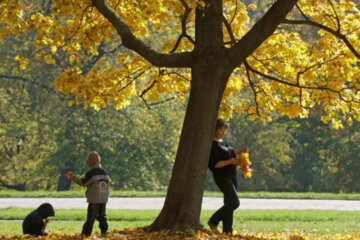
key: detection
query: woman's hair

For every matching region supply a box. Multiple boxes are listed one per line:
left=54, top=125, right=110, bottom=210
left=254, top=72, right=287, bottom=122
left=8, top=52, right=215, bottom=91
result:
left=215, top=118, right=229, bottom=130
left=86, top=151, right=101, bottom=166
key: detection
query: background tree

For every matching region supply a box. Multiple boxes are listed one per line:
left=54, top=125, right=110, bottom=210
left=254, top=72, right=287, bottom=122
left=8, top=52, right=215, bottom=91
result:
left=0, top=1, right=184, bottom=191
left=1, top=0, right=360, bottom=232
left=0, top=24, right=59, bottom=190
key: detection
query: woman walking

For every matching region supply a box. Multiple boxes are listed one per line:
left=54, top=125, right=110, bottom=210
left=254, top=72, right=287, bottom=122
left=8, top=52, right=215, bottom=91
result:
left=208, top=118, right=246, bottom=234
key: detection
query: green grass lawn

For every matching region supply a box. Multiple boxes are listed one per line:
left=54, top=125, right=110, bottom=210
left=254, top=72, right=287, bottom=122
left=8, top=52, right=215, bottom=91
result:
left=0, top=208, right=359, bottom=235
left=1, top=190, right=360, bottom=199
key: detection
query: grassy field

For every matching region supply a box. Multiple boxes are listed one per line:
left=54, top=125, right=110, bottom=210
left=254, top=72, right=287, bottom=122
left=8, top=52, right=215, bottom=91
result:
left=0, top=207, right=359, bottom=235
left=1, top=190, right=360, bottom=199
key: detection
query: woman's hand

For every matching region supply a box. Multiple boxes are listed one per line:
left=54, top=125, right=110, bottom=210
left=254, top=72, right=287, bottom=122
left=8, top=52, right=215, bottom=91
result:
left=214, top=158, right=238, bottom=168
left=234, top=157, right=242, bottom=165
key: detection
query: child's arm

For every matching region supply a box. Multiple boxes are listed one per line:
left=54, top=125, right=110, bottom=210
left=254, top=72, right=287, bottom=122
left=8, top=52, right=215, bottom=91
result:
left=65, top=171, right=96, bottom=186
left=72, top=175, right=84, bottom=186
left=41, top=218, right=50, bottom=236
left=64, top=171, right=83, bottom=186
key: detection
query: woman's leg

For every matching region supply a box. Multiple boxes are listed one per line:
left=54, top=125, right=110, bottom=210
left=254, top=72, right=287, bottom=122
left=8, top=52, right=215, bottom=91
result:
left=222, top=177, right=239, bottom=233
left=208, top=176, right=239, bottom=233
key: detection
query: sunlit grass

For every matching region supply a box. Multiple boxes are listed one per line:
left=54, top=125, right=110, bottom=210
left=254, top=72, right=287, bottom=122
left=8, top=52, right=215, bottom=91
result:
left=1, top=208, right=359, bottom=235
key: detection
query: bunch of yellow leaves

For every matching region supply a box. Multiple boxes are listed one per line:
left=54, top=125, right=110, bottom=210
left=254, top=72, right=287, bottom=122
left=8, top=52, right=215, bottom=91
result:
left=236, top=149, right=252, bottom=179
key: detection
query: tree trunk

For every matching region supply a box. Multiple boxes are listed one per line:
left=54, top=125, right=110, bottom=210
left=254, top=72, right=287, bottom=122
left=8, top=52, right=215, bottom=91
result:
left=57, top=169, right=72, bottom=191
left=150, top=0, right=230, bottom=231
left=150, top=66, right=229, bottom=231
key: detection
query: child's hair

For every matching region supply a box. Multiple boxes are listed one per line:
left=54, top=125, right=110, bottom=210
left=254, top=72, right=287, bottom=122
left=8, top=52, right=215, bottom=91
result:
left=86, top=151, right=101, bottom=166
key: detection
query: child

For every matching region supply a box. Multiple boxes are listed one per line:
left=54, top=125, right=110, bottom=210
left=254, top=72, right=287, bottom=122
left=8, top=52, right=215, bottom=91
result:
left=22, top=203, right=55, bottom=236
left=66, top=151, right=110, bottom=237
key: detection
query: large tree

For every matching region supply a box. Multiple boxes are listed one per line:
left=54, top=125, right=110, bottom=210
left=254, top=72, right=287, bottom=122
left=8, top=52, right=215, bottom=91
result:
left=2, top=0, right=360, bottom=231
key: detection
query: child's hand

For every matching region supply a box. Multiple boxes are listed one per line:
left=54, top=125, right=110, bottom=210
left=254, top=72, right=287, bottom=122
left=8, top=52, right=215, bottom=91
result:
left=42, top=218, right=50, bottom=235
left=64, top=171, right=74, bottom=179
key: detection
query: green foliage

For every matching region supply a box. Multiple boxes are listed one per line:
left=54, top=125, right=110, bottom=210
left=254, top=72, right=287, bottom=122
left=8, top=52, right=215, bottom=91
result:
left=45, top=99, right=183, bottom=190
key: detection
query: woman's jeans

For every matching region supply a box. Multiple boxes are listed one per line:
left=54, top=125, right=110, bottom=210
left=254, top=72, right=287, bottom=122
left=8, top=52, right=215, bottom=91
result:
left=209, top=175, right=240, bottom=233
left=82, top=203, right=108, bottom=236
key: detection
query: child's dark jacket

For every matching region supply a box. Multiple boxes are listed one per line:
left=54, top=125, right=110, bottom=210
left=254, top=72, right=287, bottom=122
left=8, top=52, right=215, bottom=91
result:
left=22, top=203, right=55, bottom=236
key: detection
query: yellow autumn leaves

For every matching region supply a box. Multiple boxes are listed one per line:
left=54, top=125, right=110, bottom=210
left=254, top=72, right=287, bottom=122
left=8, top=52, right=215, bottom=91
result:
left=236, top=149, right=252, bottom=179
left=1, top=0, right=195, bottom=110
left=238, top=152, right=252, bottom=179
left=221, top=0, right=360, bottom=125
left=3, top=0, right=360, bottom=125
left=14, top=56, right=29, bottom=70
left=1, top=228, right=360, bottom=240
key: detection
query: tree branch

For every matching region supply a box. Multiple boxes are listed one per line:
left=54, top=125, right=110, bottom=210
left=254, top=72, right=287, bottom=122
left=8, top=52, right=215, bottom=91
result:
left=0, top=75, right=51, bottom=90
left=282, top=19, right=360, bottom=59
left=140, top=70, right=162, bottom=99
left=229, top=0, right=238, bottom=25
left=67, top=5, right=93, bottom=45
left=91, top=0, right=193, bottom=68
left=227, top=0, right=297, bottom=69
left=140, top=78, right=158, bottom=110
left=149, top=97, right=176, bottom=107
left=223, top=15, right=236, bottom=45
left=244, top=60, right=360, bottom=105
left=163, top=70, right=190, bottom=82
left=169, top=0, right=195, bottom=53
left=327, top=0, right=341, bottom=33
left=245, top=64, right=260, bottom=116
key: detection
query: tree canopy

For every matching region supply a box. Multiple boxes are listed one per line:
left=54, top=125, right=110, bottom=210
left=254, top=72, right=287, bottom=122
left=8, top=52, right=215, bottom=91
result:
left=1, top=0, right=360, bottom=125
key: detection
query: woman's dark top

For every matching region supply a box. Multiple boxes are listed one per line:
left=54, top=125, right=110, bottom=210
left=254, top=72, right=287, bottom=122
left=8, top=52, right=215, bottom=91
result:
left=208, top=140, right=237, bottom=178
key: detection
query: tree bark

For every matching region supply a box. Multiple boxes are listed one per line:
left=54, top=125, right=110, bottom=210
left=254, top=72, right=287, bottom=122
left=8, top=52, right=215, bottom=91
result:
left=150, top=0, right=232, bottom=231
left=150, top=64, right=230, bottom=231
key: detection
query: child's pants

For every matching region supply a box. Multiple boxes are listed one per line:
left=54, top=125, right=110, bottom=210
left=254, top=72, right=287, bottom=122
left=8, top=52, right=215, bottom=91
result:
left=82, top=203, right=108, bottom=236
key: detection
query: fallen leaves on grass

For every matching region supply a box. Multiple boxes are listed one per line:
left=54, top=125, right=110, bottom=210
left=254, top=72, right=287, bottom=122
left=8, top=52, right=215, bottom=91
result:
left=1, top=228, right=360, bottom=240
